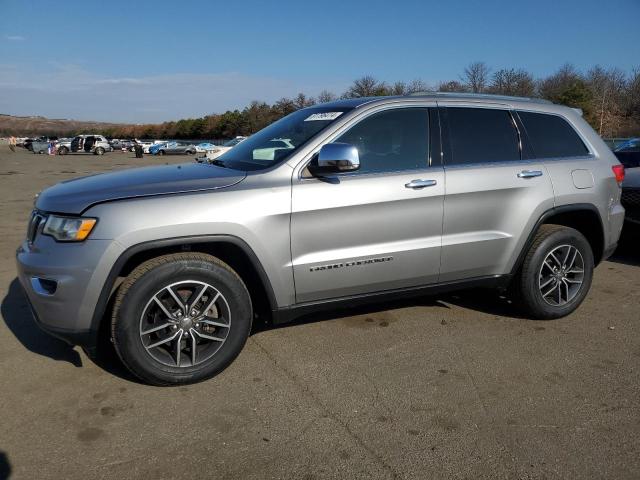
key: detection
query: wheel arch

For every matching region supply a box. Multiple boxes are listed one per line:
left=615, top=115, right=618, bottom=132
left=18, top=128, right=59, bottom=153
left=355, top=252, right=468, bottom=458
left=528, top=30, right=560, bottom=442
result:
left=511, top=203, right=605, bottom=276
left=89, top=235, right=278, bottom=343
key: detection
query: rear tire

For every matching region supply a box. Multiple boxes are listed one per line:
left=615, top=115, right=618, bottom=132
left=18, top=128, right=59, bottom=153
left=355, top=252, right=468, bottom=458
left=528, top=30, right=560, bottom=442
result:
left=159, top=150, right=165, bottom=156
left=515, top=224, right=594, bottom=319
left=111, top=253, right=252, bottom=386
left=58, top=146, right=68, bottom=155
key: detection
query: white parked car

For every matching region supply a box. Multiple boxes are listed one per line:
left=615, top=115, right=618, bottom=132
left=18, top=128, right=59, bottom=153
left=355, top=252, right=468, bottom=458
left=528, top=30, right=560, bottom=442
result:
left=252, top=138, right=294, bottom=161
left=194, top=142, right=217, bottom=154
left=205, top=136, right=247, bottom=160
left=134, top=140, right=155, bottom=154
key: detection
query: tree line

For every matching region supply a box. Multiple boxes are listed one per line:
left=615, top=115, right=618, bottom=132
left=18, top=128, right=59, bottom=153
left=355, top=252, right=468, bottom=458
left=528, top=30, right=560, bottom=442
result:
left=9, top=62, right=640, bottom=139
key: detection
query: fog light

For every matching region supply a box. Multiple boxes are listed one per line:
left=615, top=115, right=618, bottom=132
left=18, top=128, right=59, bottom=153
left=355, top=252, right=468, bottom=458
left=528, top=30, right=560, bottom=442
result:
left=31, top=277, right=57, bottom=296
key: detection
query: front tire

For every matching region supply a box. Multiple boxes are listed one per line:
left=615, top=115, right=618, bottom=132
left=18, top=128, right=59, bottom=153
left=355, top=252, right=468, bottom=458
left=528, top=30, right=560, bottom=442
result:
left=515, top=225, right=594, bottom=319
left=95, top=147, right=105, bottom=155
left=58, top=146, right=68, bottom=155
left=111, top=253, right=252, bottom=385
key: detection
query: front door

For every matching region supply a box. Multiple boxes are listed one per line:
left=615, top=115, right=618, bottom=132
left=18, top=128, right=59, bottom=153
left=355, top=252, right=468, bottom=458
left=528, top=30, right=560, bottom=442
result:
left=290, top=106, right=444, bottom=303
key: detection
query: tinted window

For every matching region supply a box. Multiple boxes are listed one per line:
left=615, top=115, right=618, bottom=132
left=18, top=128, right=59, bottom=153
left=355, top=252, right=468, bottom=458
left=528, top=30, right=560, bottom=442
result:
left=445, top=107, right=520, bottom=165
left=518, top=111, right=588, bottom=158
left=335, top=108, right=429, bottom=174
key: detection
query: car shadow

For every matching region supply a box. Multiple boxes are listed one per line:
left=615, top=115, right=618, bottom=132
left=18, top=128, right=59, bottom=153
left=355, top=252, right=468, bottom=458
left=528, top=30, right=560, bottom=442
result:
left=1, top=278, right=145, bottom=384
left=3, top=275, right=533, bottom=382
left=0, top=451, right=11, bottom=480
left=1, top=278, right=82, bottom=367
left=251, top=287, right=529, bottom=335
left=608, top=223, right=640, bottom=267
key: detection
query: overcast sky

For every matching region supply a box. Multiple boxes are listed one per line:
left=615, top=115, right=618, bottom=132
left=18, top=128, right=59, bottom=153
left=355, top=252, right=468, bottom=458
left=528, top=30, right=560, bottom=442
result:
left=1, top=0, right=638, bottom=123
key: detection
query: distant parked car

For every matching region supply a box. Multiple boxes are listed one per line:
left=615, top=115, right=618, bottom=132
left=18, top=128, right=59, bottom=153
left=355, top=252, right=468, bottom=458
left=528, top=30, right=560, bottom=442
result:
left=204, top=136, right=247, bottom=160
left=55, top=138, right=72, bottom=155
left=148, top=142, right=169, bottom=155
left=252, top=138, right=294, bottom=161
left=151, top=141, right=197, bottom=155
left=30, top=139, right=54, bottom=154
left=24, top=136, right=57, bottom=152
left=614, top=138, right=640, bottom=169
left=194, top=142, right=216, bottom=153
left=110, top=139, right=135, bottom=151
left=134, top=140, right=155, bottom=154
left=621, top=166, right=640, bottom=225
left=70, top=135, right=113, bottom=155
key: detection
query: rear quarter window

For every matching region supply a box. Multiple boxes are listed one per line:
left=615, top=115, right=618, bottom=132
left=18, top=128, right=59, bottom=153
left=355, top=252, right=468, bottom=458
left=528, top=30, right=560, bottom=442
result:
left=517, top=111, right=588, bottom=159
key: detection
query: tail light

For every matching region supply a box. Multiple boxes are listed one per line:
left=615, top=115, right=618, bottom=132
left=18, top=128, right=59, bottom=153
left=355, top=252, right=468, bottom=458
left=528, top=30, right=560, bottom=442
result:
left=612, top=164, right=625, bottom=184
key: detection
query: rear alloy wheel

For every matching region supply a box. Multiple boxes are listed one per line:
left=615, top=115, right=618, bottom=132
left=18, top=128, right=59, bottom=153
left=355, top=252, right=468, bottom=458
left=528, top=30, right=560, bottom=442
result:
left=515, top=224, right=594, bottom=319
left=111, top=253, right=252, bottom=385
left=159, top=150, right=165, bottom=156
left=58, top=146, right=68, bottom=155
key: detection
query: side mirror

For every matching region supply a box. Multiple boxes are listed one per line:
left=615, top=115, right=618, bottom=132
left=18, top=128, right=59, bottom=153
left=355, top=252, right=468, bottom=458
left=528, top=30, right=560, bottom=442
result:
left=310, top=143, right=360, bottom=175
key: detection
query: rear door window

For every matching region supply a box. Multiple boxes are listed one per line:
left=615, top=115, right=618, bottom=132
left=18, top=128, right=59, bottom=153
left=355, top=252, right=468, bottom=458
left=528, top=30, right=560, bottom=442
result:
left=443, top=107, right=520, bottom=165
left=517, top=111, right=588, bottom=158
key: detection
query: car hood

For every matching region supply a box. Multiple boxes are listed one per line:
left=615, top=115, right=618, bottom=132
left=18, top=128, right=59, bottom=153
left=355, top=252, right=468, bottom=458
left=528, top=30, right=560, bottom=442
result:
left=36, top=162, right=246, bottom=214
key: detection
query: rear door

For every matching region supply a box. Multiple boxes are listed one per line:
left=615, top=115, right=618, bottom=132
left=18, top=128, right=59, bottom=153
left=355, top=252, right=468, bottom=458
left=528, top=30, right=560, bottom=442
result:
left=290, top=106, right=445, bottom=303
left=438, top=104, right=555, bottom=281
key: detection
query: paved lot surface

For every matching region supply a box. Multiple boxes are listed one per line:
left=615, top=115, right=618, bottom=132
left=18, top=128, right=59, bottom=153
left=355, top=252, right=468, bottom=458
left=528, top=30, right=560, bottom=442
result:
left=0, top=147, right=639, bottom=479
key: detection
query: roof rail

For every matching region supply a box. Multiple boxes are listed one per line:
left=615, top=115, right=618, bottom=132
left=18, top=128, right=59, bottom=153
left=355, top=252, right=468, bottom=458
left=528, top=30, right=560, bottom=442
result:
left=406, top=91, right=553, bottom=105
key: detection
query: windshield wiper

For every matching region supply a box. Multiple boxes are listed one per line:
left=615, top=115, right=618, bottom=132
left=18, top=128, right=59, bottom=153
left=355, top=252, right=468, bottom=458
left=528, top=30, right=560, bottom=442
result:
left=207, top=158, right=227, bottom=168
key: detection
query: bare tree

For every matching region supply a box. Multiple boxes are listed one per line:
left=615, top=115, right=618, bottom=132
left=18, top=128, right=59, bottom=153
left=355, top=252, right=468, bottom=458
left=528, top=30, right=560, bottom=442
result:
left=488, top=68, right=535, bottom=97
left=461, top=62, right=490, bottom=93
left=586, top=66, right=627, bottom=136
left=390, top=81, right=408, bottom=95
left=317, top=90, right=337, bottom=103
left=343, top=75, right=390, bottom=98
left=406, top=79, right=430, bottom=94
left=437, top=80, right=467, bottom=92
left=294, top=93, right=316, bottom=109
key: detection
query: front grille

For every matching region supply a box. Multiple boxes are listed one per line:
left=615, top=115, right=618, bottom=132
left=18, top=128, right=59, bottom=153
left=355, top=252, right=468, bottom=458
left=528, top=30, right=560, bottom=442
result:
left=26, top=210, right=46, bottom=244
left=622, top=188, right=640, bottom=208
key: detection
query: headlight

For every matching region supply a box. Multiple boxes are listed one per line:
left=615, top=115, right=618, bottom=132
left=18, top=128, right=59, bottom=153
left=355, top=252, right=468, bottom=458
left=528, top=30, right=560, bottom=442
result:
left=42, top=215, right=97, bottom=241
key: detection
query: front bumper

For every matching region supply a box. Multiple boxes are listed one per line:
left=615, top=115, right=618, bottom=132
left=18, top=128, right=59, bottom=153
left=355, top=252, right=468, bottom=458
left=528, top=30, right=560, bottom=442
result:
left=15, top=236, right=120, bottom=349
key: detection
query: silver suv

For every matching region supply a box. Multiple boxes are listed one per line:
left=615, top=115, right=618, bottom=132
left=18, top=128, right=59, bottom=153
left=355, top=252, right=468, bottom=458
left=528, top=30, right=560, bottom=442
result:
left=16, top=93, right=626, bottom=385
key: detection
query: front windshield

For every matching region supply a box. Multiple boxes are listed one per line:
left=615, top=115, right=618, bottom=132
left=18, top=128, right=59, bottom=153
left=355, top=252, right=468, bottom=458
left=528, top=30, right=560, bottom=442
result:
left=218, top=107, right=352, bottom=171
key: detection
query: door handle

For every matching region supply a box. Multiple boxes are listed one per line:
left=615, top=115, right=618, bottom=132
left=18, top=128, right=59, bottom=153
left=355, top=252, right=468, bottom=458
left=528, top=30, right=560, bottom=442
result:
left=517, top=170, right=543, bottom=179
left=405, top=179, right=437, bottom=189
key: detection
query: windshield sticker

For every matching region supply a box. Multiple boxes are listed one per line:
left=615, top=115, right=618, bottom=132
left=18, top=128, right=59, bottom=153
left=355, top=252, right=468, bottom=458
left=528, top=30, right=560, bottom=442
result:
left=304, top=112, right=343, bottom=122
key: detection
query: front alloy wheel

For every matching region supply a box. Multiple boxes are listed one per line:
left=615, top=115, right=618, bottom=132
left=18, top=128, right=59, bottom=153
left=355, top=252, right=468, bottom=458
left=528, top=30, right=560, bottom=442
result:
left=112, top=253, right=252, bottom=385
left=139, top=280, right=231, bottom=367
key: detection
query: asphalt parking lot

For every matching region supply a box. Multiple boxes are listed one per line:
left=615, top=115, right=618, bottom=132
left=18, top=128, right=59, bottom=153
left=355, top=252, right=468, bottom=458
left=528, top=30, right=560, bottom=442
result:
left=0, top=147, right=638, bottom=479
